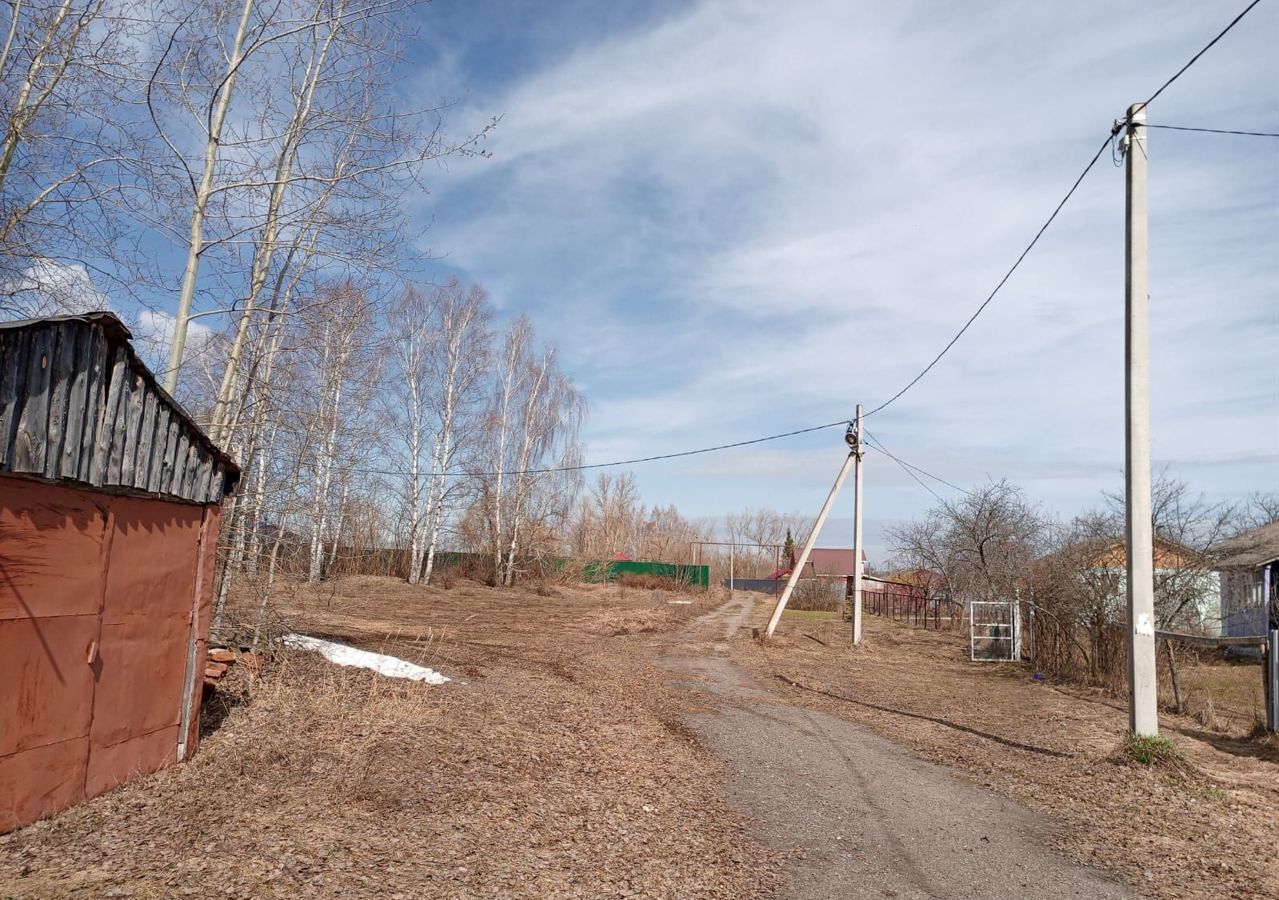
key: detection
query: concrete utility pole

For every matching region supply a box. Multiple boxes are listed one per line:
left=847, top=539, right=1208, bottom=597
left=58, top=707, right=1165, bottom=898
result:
left=765, top=447, right=856, bottom=637
left=851, top=404, right=865, bottom=646
left=1124, top=103, right=1159, bottom=737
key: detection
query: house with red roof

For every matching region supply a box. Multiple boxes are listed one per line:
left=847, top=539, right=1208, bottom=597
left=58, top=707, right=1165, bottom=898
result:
left=769, top=547, right=866, bottom=580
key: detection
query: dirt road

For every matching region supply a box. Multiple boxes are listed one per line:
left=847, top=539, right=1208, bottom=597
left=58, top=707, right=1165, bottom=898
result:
left=661, top=594, right=1132, bottom=900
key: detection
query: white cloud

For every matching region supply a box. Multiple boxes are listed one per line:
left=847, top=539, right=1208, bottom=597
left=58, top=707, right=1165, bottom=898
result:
left=425, top=0, right=1278, bottom=523
left=129, top=308, right=220, bottom=381
left=4, top=259, right=113, bottom=317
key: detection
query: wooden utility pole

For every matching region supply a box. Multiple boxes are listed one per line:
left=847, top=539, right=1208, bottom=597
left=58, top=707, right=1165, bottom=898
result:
left=1124, top=102, right=1159, bottom=737
left=851, top=404, right=865, bottom=646
left=765, top=434, right=857, bottom=637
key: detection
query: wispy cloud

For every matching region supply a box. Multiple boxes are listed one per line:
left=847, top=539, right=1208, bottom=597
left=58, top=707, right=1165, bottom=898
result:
left=422, top=0, right=1278, bottom=553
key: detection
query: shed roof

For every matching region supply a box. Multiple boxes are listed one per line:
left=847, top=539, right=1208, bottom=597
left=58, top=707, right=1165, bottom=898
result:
left=0, top=312, right=238, bottom=504
left=1213, top=521, right=1279, bottom=570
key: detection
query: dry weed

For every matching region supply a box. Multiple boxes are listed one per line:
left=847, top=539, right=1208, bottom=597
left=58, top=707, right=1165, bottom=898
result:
left=587, top=606, right=681, bottom=636
left=1193, top=691, right=1221, bottom=730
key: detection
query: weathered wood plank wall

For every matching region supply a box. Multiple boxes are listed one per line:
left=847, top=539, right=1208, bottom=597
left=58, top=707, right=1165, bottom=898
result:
left=0, top=315, right=237, bottom=504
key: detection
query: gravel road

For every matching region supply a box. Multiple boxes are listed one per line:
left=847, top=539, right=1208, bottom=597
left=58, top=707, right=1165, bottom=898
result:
left=661, top=594, right=1133, bottom=900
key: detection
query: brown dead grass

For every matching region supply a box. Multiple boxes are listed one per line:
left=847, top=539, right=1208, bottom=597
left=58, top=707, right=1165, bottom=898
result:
left=587, top=607, right=681, bottom=636
left=0, top=577, right=777, bottom=899
left=739, top=609, right=1279, bottom=900
left=1179, top=658, right=1268, bottom=731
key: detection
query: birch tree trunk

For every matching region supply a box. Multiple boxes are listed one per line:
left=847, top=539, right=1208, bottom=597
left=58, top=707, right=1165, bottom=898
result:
left=419, top=288, right=483, bottom=582
left=502, top=353, right=551, bottom=587
left=309, top=373, right=341, bottom=582
left=207, top=1, right=344, bottom=440
left=245, top=420, right=278, bottom=576
left=164, top=0, right=256, bottom=393
left=490, top=319, right=531, bottom=583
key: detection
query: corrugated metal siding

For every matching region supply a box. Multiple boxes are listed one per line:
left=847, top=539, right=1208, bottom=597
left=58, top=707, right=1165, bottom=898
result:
left=0, top=314, right=237, bottom=504
left=0, top=476, right=221, bottom=833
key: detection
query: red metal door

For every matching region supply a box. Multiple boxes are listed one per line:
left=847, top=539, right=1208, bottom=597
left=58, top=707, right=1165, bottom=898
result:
left=0, top=477, right=216, bottom=833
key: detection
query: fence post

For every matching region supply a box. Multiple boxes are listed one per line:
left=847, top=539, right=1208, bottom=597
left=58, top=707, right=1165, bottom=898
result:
left=1012, top=599, right=1022, bottom=663
left=1267, top=629, right=1278, bottom=733
left=1027, top=604, right=1036, bottom=663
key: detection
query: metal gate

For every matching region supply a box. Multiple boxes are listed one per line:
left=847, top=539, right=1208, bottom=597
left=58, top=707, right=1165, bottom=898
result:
left=970, top=600, right=1020, bottom=662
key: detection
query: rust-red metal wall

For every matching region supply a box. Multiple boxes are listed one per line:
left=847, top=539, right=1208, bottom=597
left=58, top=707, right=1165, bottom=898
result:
left=0, top=475, right=221, bottom=833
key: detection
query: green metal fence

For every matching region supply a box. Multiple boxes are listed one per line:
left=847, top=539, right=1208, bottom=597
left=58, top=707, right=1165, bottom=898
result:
left=583, top=560, right=709, bottom=587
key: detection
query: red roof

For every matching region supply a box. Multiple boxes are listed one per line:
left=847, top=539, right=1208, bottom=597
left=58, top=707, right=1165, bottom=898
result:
left=612, top=552, right=633, bottom=561
left=770, top=547, right=865, bottom=579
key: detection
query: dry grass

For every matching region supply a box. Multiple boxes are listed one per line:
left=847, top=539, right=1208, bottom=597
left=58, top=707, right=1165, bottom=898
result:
left=613, top=572, right=705, bottom=594
left=740, top=610, right=1279, bottom=900
left=0, top=577, right=775, bottom=899
left=1178, top=658, right=1268, bottom=730
left=587, top=607, right=682, bottom=636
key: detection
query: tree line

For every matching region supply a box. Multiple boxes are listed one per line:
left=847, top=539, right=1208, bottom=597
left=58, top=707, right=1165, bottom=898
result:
left=886, top=474, right=1277, bottom=692
left=0, top=2, right=597, bottom=637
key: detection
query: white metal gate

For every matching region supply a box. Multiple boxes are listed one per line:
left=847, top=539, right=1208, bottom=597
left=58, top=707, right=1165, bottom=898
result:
left=970, top=600, right=1020, bottom=662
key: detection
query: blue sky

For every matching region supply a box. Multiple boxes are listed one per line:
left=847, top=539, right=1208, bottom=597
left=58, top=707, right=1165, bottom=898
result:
left=403, top=0, right=1278, bottom=563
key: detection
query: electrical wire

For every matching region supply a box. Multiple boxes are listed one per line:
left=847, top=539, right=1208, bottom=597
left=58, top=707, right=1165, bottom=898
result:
left=869, top=441, right=946, bottom=505
left=863, top=431, right=970, bottom=495
left=874, top=450, right=946, bottom=506
left=333, top=417, right=853, bottom=480
left=862, top=132, right=1113, bottom=418
left=863, top=0, right=1267, bottom=419
left=1138, top=0, right=1265, bottom=110
left=1146, top=123, right=1279, bottom=138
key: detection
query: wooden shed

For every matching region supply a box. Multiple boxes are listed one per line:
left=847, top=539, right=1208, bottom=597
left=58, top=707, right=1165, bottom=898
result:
left=0, top=312, right=238, bottom=833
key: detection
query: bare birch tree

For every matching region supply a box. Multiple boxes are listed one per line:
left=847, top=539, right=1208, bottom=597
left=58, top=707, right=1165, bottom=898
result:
left=385, top=284, right=438, bottom=583
left=478, top=316, right=584, bottom=585
left=0, top=0, right=141, bottom=314
left=420, top=280, right=491, bottom=585
left=297, top=280, right=377, bottom=581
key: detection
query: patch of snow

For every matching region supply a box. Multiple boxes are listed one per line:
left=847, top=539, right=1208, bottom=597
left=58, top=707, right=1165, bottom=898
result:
left=282, top=633, right=450, bottom=684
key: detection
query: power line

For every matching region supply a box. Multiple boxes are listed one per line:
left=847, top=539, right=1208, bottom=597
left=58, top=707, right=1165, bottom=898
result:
left=1139, top=0, right=1265, bottom=109
left=868, top=440, right=946, bottom=504
left=333, top=417, right=852, bottom=480
left=862, top=435, right=1087, bottom=538
left=864, top=431, right=970, bottom=495
left=254, top=3, right=1273, bottom=488
left=862, top=133, right=1113, bottom=419
left=1147, top=123, right=1279, bottom=138
left=864, top=0, right=1267, bottom=419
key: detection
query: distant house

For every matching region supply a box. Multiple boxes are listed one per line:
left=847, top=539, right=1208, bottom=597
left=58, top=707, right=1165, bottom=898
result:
left=883, top=567, right=946, bottom=596
left=769, top=547, right=865, bottom=580
left=1213, top=522, right=1279, bottom=637
left=1036, top=536, right=1221, bottom=633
